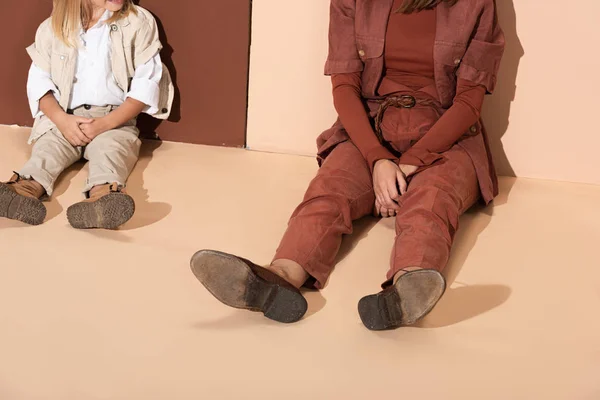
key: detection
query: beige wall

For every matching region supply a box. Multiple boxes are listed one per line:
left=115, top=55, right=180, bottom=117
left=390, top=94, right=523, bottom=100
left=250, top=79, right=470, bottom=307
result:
left=247, top=0, right=600, bottom=185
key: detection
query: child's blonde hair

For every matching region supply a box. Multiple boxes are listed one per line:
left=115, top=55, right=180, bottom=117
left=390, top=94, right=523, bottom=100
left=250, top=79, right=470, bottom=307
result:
left=51, top=0, right=137, bottom=46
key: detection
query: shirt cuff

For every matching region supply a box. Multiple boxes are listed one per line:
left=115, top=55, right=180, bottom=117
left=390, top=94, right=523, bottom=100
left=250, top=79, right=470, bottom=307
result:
left=366, top=146, right=398, bottom=173
left=28, top=87, right=59, bottom=118
left=399, top=148, right=444, bottom=168
left=126, top=79, right=160, bottom=115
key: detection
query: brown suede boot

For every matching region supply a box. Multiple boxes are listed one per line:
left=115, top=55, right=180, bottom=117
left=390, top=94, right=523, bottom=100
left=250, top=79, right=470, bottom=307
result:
left=358, top=269, right=446, bottom=330
left=0, top=173, right=46, bottom=225
left=191, top=250, right=308, bottom=323
left=66, top=183, right=135, bottom=229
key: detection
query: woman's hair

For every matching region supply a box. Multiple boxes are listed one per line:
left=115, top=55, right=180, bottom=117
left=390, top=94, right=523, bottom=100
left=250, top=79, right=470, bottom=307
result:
left=51, top=0, right=137, bottom=46
left=395, top=0, right=459, bottom=14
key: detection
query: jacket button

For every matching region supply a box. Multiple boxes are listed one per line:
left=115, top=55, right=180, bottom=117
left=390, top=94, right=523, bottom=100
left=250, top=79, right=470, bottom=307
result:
left=358, top=50, right=365, bottom=57
left=161, top=108, right=168, bottom=114
left=84, top=104, right=91, bottom=110
left=470, top=125, right=477, bottom=133
left=60, top=55, right=65, bottom=60
left=111, top=24, right=118, bottom=32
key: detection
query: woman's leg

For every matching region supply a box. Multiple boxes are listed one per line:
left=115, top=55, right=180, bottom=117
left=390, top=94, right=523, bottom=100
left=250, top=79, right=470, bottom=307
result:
left=390, top=145, right=480, bottom=280
left=359, top=145, right=480, bottom=330
left=190, top=140, right=375, bottom=323
left=272, top=140, right=375, bottom=289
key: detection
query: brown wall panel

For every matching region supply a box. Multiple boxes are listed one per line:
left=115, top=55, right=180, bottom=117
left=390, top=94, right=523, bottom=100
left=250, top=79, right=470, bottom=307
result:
left=0, top=0, right=52, bottom=129
left=0, top=0, right=250, bottom=148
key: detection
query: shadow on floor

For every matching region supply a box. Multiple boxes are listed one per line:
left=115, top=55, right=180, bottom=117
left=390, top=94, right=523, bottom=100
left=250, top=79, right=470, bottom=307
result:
left=192, top=312, right=277, bottom=330
left=120, top=140, right=172, bottom=231
left=418, top=284, right=512, bottom=328
left=191, top=293, right=328, bottom=329
left=303, top=291, right=328, bottom=318
left=191, top=307, right=323, bottom=330
left=77, top=140, right=172, bottom=242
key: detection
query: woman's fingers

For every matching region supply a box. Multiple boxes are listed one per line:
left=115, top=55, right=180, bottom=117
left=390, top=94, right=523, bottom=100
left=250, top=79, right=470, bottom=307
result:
left=397, top=171, right=408, bottom=196
left=375, top=200, right=396, bottom=218
left=386, top=180, right=400, bottom=209
left=378, top=179, right=396, bottom=209
left=375, top=199, right=384, bottom=217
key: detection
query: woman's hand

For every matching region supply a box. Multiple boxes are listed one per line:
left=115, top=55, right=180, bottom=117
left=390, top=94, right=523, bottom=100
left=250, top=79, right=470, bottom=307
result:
left=399, top=164, right=418, bottom=178
left=372, top=159, right=406, bottom=218
left=54, top=113, right=94, bottom=147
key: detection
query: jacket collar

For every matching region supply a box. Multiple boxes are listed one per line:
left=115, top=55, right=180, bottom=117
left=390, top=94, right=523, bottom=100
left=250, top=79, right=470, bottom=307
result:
left=116, top=14, right=131, bottom=28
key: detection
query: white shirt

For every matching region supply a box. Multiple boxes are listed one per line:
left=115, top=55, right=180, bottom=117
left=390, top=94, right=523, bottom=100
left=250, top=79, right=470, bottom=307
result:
left=26, top=10, right=162, bottom=118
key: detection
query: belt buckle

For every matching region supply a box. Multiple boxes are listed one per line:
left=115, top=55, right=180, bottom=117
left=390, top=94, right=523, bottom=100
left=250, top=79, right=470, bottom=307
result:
left=399, top=95, right=416, bottom=108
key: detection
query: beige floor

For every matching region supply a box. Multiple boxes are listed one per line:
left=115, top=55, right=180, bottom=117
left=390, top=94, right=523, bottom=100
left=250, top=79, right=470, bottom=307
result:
left=1, top=125, right=599, bottom=400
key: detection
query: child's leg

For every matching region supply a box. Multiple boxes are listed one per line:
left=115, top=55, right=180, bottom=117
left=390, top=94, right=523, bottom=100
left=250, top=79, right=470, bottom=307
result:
left=18, top=128, right=83, bottom=196
left=66, top=124, right=141, bottom=229
left=0, top=129, right=82, bottom=225
left=0, top=174, right=47, bottom=225
left=83, top=124, right=141, bottom=193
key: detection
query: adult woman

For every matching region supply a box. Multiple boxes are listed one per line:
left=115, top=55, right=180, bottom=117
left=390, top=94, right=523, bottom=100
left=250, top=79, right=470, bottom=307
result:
left=191, top=0, right=505, bottom=330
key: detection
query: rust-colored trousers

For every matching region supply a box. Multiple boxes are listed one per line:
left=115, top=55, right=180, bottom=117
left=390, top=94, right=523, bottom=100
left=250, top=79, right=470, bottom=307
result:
left=273, top=139, right=479, bottom=289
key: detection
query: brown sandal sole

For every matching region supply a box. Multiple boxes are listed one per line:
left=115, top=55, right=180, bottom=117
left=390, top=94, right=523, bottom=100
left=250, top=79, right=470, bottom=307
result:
left=358, top=269, right=446, bottom=330
left=67, top=193, right=135, bottom=230
left=190, top=250, right=307, bottom=323
left=0, top=183, right=46, bottom=225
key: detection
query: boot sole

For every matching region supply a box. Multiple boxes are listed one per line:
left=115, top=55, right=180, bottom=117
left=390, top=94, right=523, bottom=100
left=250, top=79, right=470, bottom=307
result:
left=0, top=183, right=46, bottom=225
left=67, top=193, right=135, bottom=230
left=190, top=250, right=307, bottom=323
left=358, top=269, right=446, bottom=331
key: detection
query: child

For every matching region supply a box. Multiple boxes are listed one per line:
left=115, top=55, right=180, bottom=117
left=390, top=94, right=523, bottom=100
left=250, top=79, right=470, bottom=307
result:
left=0, top=0, right=173, bottom=229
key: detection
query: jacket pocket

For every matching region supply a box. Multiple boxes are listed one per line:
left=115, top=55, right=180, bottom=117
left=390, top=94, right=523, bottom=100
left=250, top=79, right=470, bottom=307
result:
left=434, top=41, right=467, bottom=67
left=50, top=51, right=68, bottom=82
left=29, top=115, right=56, bottom=144
left=355, top=35, right=384, bottom=60
left=355, top=36, right=385, bottom=96
left=433, top=41, right=467, bottom=104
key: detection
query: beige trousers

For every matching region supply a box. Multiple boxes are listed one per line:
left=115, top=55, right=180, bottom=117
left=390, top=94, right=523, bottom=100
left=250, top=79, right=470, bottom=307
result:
left=19, top=105, right=141, bottom=196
